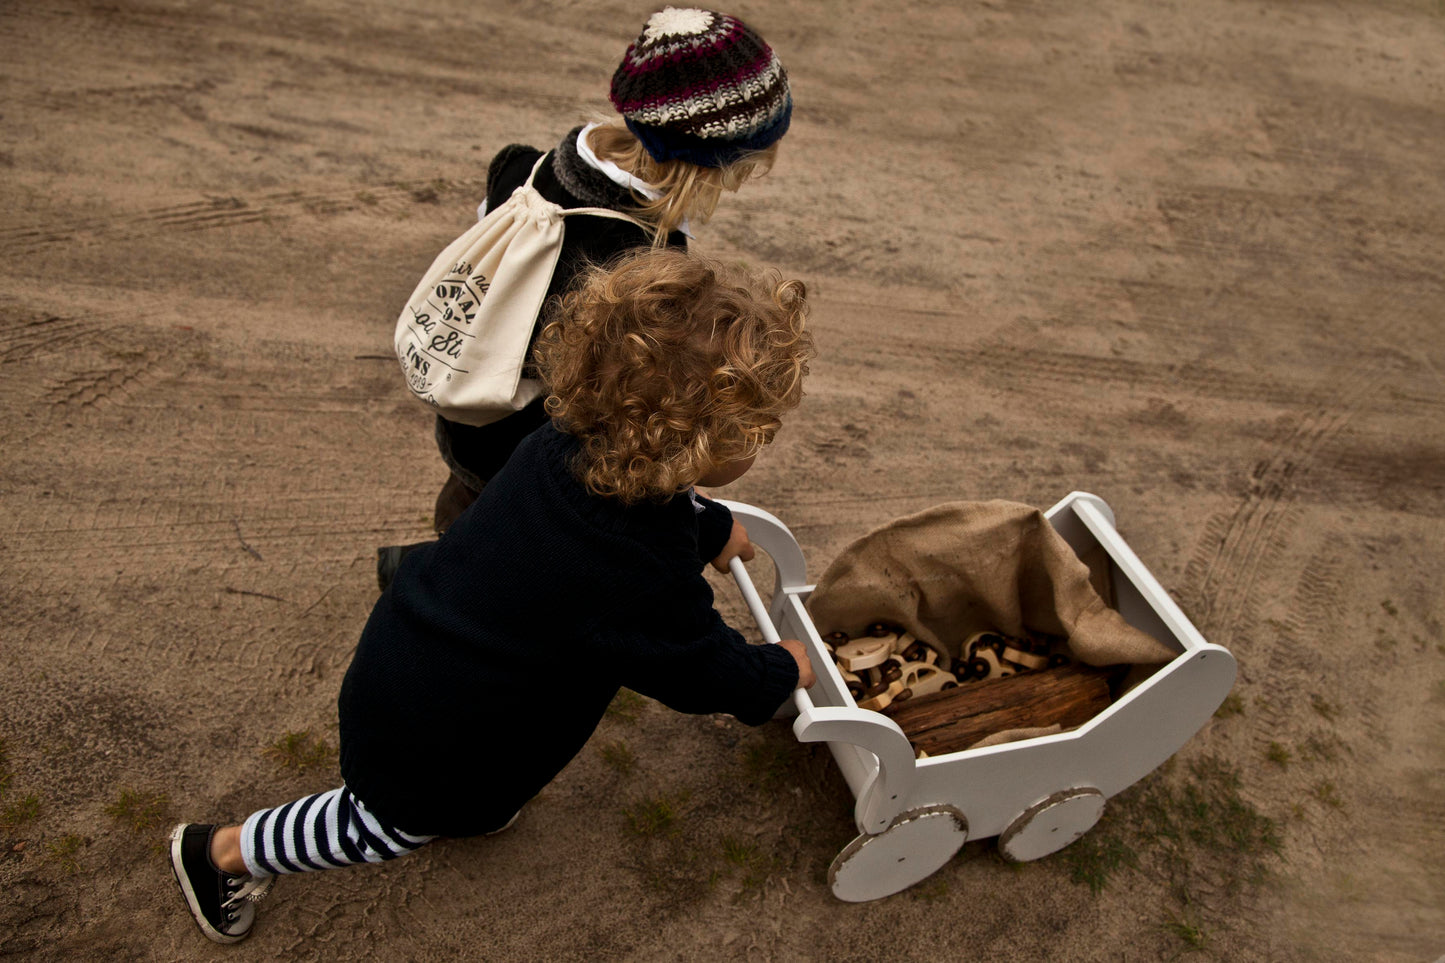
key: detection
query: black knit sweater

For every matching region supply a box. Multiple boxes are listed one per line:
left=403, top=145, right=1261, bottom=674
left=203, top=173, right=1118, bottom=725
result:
left=436, top=128, right=688, bottom=490
left=339, top=423, right=799, bottom=837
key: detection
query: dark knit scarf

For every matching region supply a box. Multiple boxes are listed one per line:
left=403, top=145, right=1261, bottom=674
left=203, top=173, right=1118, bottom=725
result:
left=549, top=125, right=643, bottom=211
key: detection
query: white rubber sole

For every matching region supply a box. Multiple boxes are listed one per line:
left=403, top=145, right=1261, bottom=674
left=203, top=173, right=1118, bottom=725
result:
left=169, top=824, right=249, bottom=945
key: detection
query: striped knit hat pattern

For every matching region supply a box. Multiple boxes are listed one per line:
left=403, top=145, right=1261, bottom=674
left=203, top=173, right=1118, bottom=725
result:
left=610, top=7, right=792, bottom=168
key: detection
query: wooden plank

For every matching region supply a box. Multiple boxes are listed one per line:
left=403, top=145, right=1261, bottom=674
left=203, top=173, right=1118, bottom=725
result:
left=883, top=662, right=1114, bottom=756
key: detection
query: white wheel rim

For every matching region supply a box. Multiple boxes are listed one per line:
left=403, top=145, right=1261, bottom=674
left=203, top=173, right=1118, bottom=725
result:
left=829, top=804, right=968, bottom=902
left=998, top=788, right=1105, bottom=862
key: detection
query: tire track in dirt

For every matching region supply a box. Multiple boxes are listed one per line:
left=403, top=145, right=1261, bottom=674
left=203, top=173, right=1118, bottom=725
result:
left=966, top=343, right=1315, bottom=408
left=43, top=351, right=167, bottom=410
left=1372, top=786, right=1445, bottom=874
left=0, top=180, right=483, bottom=255
left=1157, top=184, right=1445, bottom=284
left=1307, top=434, right=1445, bottom=517
left=6, top=477, right=428, bottom=546
left=5, top=521, right=383, bottom=676
left=7, top=334, right=405, bottom=440
left=1251, top=532, right=1445, bottom=908
left=1247, top=533, right=1347, bottom=743
left=821, top=324, right=1441, bottom=418
left=0, top=879, right=75, bottom=959
left=0, top=313, right=121, bottom=365
left=760, top=342, right=1442, bottom=539
left=0, top=310, right=170, bottom=456
left=7, top=79, right=216, bottom=115
left=1181, top=366, right=1376, bottom=645
left=4, top=515, right=426, bottom=563
left=1, top=302, right=425, bottom=673
left=1178, top=255, right=1443, bottom=647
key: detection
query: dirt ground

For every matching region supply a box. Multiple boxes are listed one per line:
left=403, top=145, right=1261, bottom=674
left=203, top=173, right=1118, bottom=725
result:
left=2, top=0, right=1443, bottom=959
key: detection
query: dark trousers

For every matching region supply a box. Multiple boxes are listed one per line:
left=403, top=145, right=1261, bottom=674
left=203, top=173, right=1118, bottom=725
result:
left=433, top=472, right=480, bottom=534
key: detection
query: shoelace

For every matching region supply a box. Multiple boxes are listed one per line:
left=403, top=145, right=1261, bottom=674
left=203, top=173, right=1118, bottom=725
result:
left=221, top=875, right=274, bottom=909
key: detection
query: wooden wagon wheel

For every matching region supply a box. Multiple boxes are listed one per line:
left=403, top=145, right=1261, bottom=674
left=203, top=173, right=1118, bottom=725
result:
left=828, top=804, right=969, bottom=902
left=997, top=787, right=1105, bottom=862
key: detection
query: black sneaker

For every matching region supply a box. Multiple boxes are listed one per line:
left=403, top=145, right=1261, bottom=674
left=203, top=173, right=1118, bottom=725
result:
left=376, top=541, right=431, bottom=592
left=169, top=824, right=273, bottom=944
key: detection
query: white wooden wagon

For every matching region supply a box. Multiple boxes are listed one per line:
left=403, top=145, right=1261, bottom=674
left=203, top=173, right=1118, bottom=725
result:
left=722, top=492, right=1236, bottom=902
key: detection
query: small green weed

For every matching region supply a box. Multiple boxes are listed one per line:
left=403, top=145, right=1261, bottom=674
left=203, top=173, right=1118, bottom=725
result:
left=742, top=740, right=793, bottom=792
left=1379, top=599, right=1398, bottom=617
left=605, top=689, right=647, bottom=723
left=0, top=738, right=42, bottom=830
left=0, top=736, right=12, bottom=799
left=1300, top=732, right=1342, bottom=762
left=1265, top=742, right=1291, bottom=768
left=0, top=793, right=40, bottom=829
left=1061, top=830, right=1137, bottom=895
left=909, top=876, right=950, bottom=902
left=721, top=836, right=758, bottom=867
left=622, top=794, right=684, bottom=837
left=105, top=789, right=172, bottom=834
left=1310, top=780, right=1344, bottom=809
left=46, top=834, right=84, bottom=874
left=716, top=835, right=783, bottom=899
left=263, top=730, right=333, bottom=772
left=599, top=740, right=636, bottom=775
left=618, top=797, right=719, bottom=906
left=1213, top=693, right=1244, bottom=719
left=1087, top=755, right=1282, bottom=902
left=1163, top=915, right=1209, bottom=950
left=1309, top=694, right=1338, bottom=722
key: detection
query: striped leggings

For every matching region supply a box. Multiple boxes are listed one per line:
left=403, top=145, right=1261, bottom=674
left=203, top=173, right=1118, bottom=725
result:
left=240, top=787, right=434, bottom=878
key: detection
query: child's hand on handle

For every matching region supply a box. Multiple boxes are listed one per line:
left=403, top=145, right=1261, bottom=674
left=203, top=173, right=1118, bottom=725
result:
left=778, top=639, right=816, bottom=690
left=714, top=521, right=813, bottom=690
left=710, top=519, right=755, bottom=573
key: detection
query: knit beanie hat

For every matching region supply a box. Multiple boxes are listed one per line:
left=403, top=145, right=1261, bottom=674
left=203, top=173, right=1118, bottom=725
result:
left=609, top=7, right=792, bottom=168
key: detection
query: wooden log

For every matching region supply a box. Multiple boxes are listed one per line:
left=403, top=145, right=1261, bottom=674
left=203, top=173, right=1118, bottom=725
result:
left=882, top=662, right=1115, bottom=757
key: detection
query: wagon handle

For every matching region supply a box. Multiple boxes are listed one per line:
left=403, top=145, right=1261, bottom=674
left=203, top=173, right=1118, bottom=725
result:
left=727, top=537, right=918, bottom=833
left=728, top=555, right=812, bottom=715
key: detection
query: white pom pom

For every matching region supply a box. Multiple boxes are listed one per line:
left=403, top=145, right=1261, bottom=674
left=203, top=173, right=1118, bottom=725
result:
left=643, top=7, right=714, bottom=42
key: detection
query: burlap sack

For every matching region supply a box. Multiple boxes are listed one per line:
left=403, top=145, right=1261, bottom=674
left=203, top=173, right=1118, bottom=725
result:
left=808, top=501, right=1176, bottom=667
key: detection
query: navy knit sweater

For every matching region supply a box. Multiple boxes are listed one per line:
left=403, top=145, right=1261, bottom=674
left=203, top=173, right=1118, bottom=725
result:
left=339, top=423, right=800, bottom=836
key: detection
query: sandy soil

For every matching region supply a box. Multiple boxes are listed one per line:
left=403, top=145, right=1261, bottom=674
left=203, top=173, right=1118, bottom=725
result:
left=2, top=0, right=1443, bottom=959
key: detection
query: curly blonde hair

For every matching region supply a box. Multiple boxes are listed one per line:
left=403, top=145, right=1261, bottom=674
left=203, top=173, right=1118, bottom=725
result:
left=535, top=249, right=812, bottom=504
left=585, top=122, right=779, bottom=246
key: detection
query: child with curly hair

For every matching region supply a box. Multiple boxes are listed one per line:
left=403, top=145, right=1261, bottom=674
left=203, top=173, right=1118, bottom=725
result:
left=378, top=7, right=794, bottom=586
left=169, top=249, right=816, bottom=944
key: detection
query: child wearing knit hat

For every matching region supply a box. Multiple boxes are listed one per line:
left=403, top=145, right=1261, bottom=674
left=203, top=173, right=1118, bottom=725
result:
left=611, top=7, right=792, bottom=165
left=377, top=8, right=794, bottom=586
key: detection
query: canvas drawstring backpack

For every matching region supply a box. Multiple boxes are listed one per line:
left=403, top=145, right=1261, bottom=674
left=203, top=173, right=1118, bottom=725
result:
left=393, top=152, right=649, bottom=426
